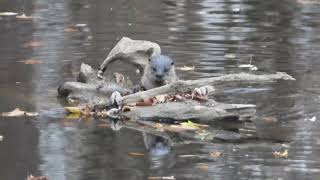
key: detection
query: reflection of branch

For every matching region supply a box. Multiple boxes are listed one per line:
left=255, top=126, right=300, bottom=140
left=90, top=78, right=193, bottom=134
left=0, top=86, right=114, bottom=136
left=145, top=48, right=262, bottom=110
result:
left=102, top=119, right=175, bottom=147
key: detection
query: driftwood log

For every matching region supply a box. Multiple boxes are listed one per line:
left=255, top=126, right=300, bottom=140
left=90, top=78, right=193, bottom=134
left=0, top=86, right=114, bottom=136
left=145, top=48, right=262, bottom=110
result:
left=58, top=37, right=295, bottom=144
left=58, top=62, right=294, bottom=122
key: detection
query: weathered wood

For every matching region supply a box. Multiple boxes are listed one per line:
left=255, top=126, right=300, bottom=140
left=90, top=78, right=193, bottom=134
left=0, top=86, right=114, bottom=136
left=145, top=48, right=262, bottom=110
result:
left=122, top=72, right=295, bottom=104
left=122, top=100, right=256, bottom=122
left=98, top=37, right=161, bottom=77
left=59, top=63, right=295, bottom=107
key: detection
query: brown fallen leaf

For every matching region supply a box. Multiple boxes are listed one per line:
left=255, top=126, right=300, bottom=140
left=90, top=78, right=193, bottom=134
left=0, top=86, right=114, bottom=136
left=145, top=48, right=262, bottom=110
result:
left=196, top=163, right=209, bottom=172
left=1, top=108, right=38, bottom=117
left=128, top=152, right=145, bottom=156
left=19, top=59, right=42, bottom=65
left=64, top=27, right=78, bottom=32
left=23, top=41, right=41, bottom=48
left=272, top=150, right=288, bottom=158
left=26, top=174, right=47, bottom=180
left=210, top=151, right=223, bottom=158
left=114, top=72, right=125, bottom=84
left=16, top=13, right=33, bottom=20
left=62, top=121, right=75, bottom=127
left=148, top=176, right=175, bottom=180
left=262, top=116, right=278, bottom=123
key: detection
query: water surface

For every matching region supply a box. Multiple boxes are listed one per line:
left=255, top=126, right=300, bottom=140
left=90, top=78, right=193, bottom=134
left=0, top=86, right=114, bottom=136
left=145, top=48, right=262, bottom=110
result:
left=1, top=0, right=320, bottom=179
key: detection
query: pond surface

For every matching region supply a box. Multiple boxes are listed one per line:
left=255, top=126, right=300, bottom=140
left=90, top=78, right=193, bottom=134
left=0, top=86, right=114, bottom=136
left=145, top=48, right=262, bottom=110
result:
left=1, top=0, right=320, bottom=179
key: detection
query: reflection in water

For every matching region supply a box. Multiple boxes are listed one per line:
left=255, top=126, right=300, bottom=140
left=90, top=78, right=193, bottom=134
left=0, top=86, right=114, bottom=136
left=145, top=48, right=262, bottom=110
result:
left=143, top=133, right=171, bottom=169
left=0, top=0, right=320, bottom=179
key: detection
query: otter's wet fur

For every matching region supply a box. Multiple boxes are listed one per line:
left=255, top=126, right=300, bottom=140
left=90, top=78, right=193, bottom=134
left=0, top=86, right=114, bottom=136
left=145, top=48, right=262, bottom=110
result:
left=141, top=55, right=178, bottom=90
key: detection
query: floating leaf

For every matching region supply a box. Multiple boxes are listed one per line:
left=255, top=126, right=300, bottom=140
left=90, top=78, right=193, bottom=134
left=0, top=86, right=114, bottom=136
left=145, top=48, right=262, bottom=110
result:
left=65, top=107, right=81, bottom=114
left=238, top=64, right=258, bottom=71
left=224, top=53, right=236, bottom=59
left=297, top=0, right=320, bottom=4
left=210, top=151, right=223, bottom=158
left=75, top=23, right=87, bottom=27
left=64, top=27, right=78, bottom=32
left=26, top=174, right=48, bottom=180
left=0, top=12, right=18, bottom=16
left=19, top=59, right=42, bottom=65
left=262, top=116, right=278, bottom=123
left=196, top=163, right=209, bottom=171
left=148, top=176, right=175, bottom=180
left=128, top=152, right=145, bottom=156
left=176, top=65, right=195, bottom=71
left=1, top=108, right=38, bottom=117
left=304, top=116, right=317, bottom=122
left=272, top=150, right=288, bottom=158
left=169, top=120, right=208, bottom=131
left=62, top=121, right=75, bottom=127
left=16, top=13, right=33, bottom=20
left=65, top=113, right=81, bottom=119
left=23, top=41, right=41, bottom=48
left=25, top=112, right=39, bottom=116
left=232, top=8, right=241, bottom=12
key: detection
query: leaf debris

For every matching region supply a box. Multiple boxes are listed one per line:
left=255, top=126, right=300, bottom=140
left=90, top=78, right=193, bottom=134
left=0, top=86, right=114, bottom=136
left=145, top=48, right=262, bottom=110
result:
left=128, top=152, right=145, bottom=156
left=19, top=59, right=42, bottom=65
left=23, top=41, right=41, bottom=48
left=1, top=108, right=38, bottom=117
left=0, top=12, right=18, bottom=16
left=64, top=26, right=78, bottom=32
left=16, top=13, right=33, bottom=20
left=26, top=174, right=47, bottom=180
left=148, top=176, right=175, bottom=180
left=272, top=150, right=288, bottom=158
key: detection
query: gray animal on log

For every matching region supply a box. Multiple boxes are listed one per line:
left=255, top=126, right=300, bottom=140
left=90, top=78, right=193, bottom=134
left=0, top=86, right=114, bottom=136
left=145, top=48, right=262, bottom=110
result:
left=97, top=37, right=178, bottom=90
left=140, top=54, right=178, bottom=90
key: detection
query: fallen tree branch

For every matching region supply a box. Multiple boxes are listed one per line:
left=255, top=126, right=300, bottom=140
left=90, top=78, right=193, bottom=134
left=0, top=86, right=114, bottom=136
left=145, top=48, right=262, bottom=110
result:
left=122, top=100, right=256, bottom=122
left=122, top=72, right=295, bottom=104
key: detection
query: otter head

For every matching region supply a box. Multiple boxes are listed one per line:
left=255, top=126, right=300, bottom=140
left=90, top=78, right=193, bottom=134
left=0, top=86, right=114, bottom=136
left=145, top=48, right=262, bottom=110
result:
left=149, top=55, right=174, bottom=85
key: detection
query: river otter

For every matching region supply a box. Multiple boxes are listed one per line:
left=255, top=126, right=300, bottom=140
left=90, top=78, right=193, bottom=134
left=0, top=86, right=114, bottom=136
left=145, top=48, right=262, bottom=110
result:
left=109, top=54, right=212, bottom=107
left=140, top=54, right=178, bottom=90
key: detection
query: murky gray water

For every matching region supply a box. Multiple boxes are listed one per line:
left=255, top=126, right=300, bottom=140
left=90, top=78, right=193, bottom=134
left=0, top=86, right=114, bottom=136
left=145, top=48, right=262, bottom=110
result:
left=1, top=0, right=320, bottom=179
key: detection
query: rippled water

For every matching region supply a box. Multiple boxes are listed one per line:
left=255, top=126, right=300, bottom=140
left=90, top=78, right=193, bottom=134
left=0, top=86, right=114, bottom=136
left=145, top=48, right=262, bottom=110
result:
left=1, top=0, right=320, bottom=179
